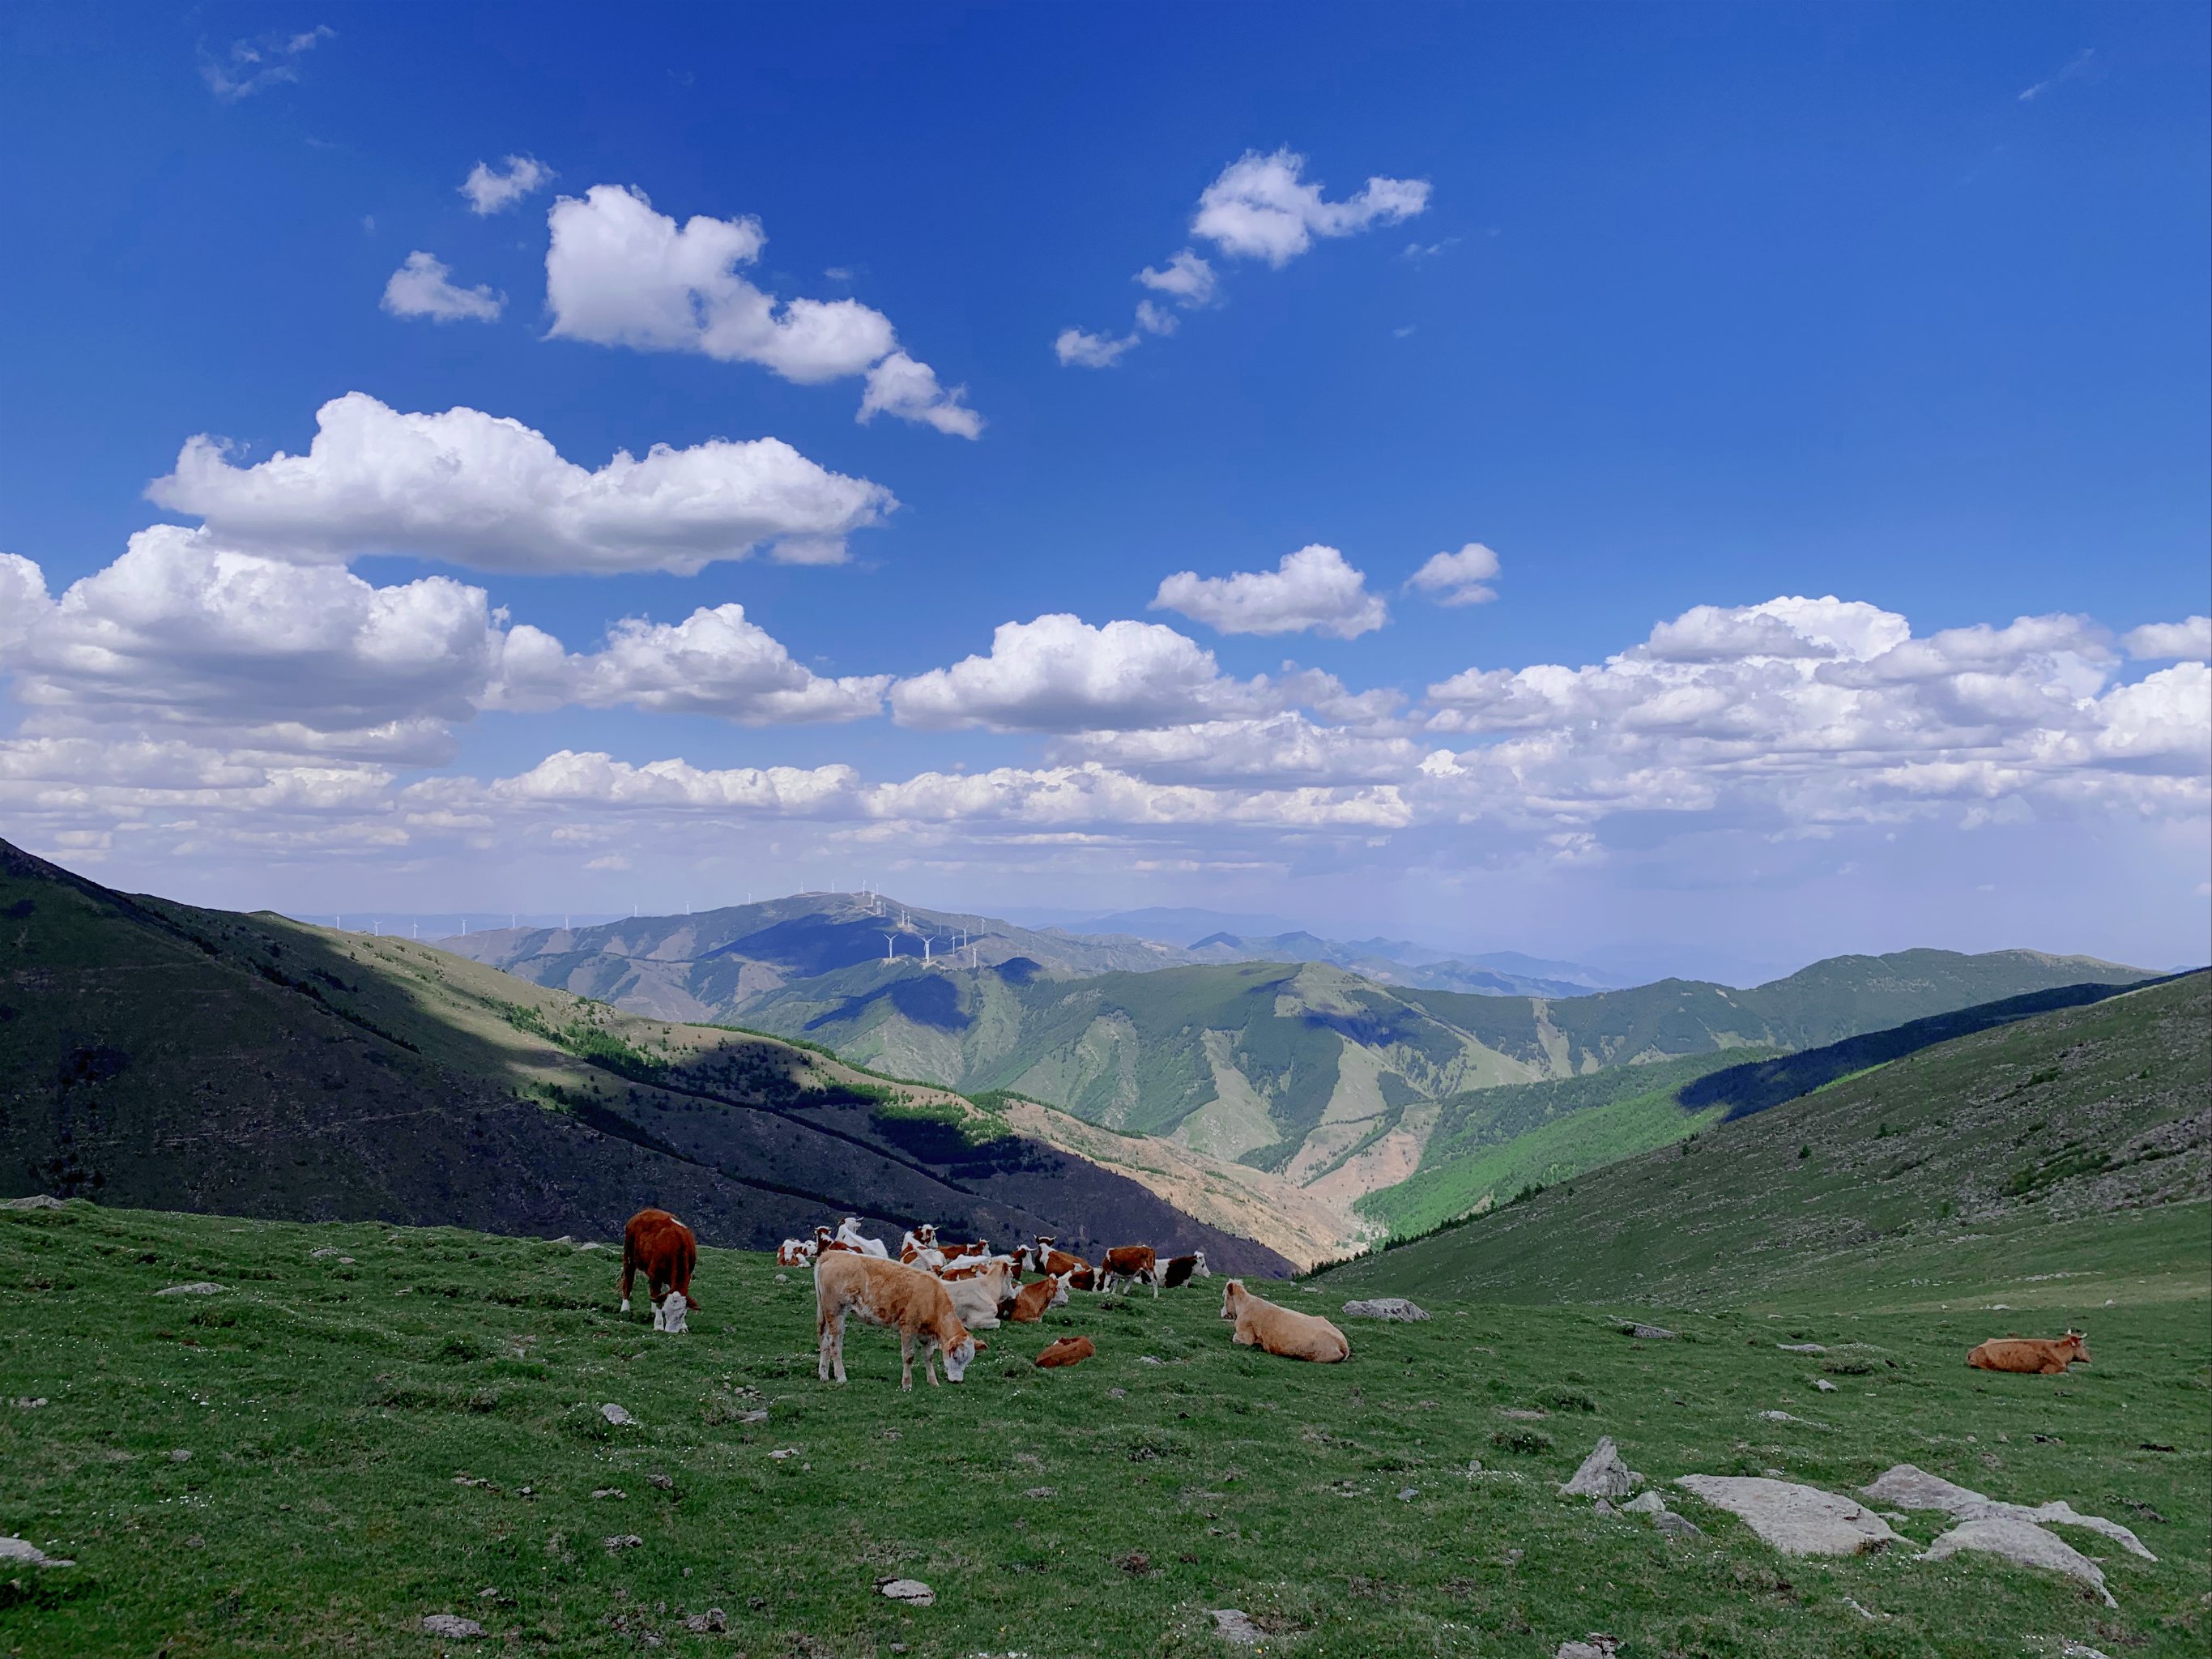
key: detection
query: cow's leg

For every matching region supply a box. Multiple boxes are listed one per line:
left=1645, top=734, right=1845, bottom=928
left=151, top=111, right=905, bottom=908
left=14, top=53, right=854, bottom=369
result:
left=1149, top=1269, right=1159, bottom=1299
left=619, top=1253, right=635, bottom=1315
left=899, top=1329, right=915, bottom=1391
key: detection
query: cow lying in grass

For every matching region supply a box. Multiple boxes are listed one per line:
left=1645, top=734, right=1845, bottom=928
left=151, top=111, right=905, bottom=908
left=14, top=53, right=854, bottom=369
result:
left=1035, top=1335, right=1094, bottom=1368
left=1969, top=1331, right=2091, bottom=1375
left=1008, top=1273, right=1069, bottom=1323
left=618, top=1209, right=697, bottom=1333
left=1220, top=1278, right=1349, bottom=1363
left=815, top=1252, right=980, bottom=1389
left=940, top=1258, right=1018, bottom=1330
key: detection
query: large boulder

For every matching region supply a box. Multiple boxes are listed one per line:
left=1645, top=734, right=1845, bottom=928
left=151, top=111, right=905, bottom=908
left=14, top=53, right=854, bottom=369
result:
left=1921, top=1516, right=2115, bottom=1607
left=1861, top=1464, right=2155, bottom=1561
left=1341, top=1298, right=1429, bottom=1322
left=1674, top=1476, right=1899, bottom=1556
left=1560, top=1436, right=1642, bottom=1500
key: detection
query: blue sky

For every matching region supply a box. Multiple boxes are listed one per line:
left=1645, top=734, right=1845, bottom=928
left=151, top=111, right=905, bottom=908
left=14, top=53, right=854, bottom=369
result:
left=1, top=2, right=2206, bottom=975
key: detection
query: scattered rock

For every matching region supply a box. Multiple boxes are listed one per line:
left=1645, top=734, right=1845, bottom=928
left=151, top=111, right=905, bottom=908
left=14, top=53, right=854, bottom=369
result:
left=154, top=1282, right=222, bottom=1297
left=310, top=1246, right=343, bottom=1259
left=735, top=1409, right=769, bottom=1424
left=591, top=1488, right=624, bottom=1500
left=599, top=1403, right=635, bottom=1427
left=1556, top=1637, right=1621, bottom=1658
left=1813, top=1380, right=1839, bottom=1392
left=578, top=1241, right=607, bottom=1252
left=1622, top=1491, right=1666, bottom=1514
left=1560, top=1436, right=1642, bottom=1500
left=1118, top=1550, right=1152, bottom=1576
left=1653, top=1511, right=1703, bottom=1538
left=774, top=1272, right=788, bottom=1283
left=647, top=1473, right=674, bottom=1491
left=684, top=1609, right=728, bottom=1634
left=1397, top=1486, right=1419, bottom=1503
left=1777, top=1342, right=1826, bottom=1354
left=1674, top=1476, right=1899, bottom=1556
left=13, top=1397, right=46, bottom=1410
left=878, top=1577, right=935, bottom=1606
left=1860, top=1465, right=2156, bottom=1561
left=168, top=1448, right=192, bottom=1463
left=1620, top=1323, right=1675, bottom=1340
left=1107, top=1387, right=1127, bottom=1399
left=1208, top=1608, right=1263, bottom=1646
left=1138, top=1354, right=1164, bottom=1365
left=602, top=1534, right=643, bottom=1553
left=1761, top=1410, right=1796, bottom=1422
left=1842, top=1597, right=1887, bottom=1621
left=1498, top=1407, right=1549, bottom=1421
left=419, top=1614, right=485, bottom=1638
left=1464, top=1458, right=1483, bottom=1475
left=0, top=1195, right=64, bottom=1211
left=1023, top=1486, right=1056, bottom=1499
left=1592, top=1498, right=1616, bottom=1516
left=1342, top=1298, right=1429, bottom=1322
left=0, top=1537, right=73, bottom=1567
left=769, top=1448, right=799, bottom=1461
left=1922, top=1516, right=2115, bottom=1606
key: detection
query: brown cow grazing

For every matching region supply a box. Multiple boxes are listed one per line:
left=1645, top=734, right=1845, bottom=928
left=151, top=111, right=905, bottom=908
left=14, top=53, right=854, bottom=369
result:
left=1035, top=1335, right=1095, bottom=1369
left=1100, top=1245, right=1159, bottom=1298
left=1968, top=1331, right=2091, bottom=1375
left=1159, top=1251, right=1211, bottom=1289
left=1220, top=1278, right=1349, bottom=1363
left=1008, top=1273, right=1070, bottom=1323
left=814, top=1253, right=980, bottom=1389
left=620, top=1209, right=698, bottom=1333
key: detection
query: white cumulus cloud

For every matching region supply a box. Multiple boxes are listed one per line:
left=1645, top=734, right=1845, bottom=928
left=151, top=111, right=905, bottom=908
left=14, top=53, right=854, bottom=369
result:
left=1405, top=543, right=1501, bottom=608
left=1136, top=249, right=1217, bottom=305
left=1153, top=544, right=1387, bottom=639
left=543, top=184, right=978, bottom=433
left=1055, top=326, right=1139, bottom=369
left=381, top=251, right=504, bottom=323
left=1192, top=148, right=1430, bottom=267
left=890, top=614, right=1272, bottom=733
left=200, top=26, right=333, bottom=102
left=2123, top=616, right=2211, bottom=660
left=147, top=391, right=893, bottom=576
left=859, top=352, right=983, bottom=438
left=462, top=154, right=556, bottom=215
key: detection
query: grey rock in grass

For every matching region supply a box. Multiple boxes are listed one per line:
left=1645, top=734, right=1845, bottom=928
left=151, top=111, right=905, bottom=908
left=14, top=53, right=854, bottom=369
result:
left=1622, top=1491, right=1667, bottom=1514
left=1674, top=1475, right=1899, bottom=1556
left=1342, top=1298, right=1429, bottom=1322
left=879, top=1578, right=935, bottom=1606
left=1620, top=1322, right=1675, bottom=1340
left=0, top=1195, right=64, bottom=1211
left=1777, top=1342, right=1827, bottom=1354
left=599, top=1402, right=635, bottom=1427
left=1397, top=1486, right=1419, bottom=1502
left=1560, top=1436, right=1641, bottom=1500
left=419, top=1613, right=484, bottom=1638
left=168, top=1449, right=192, bottom=1463
left=1208, top=1608, right=1263, bottom=1646
left=684, top=1609, right=728, bottom=1633
left=602, top=1534, right=643, bottom=1553
left=1556, top=1637, right=1621, bottom=1658
left=13, top=1397, right=47, bottom=1410
left=0, top=1537, right=74, bottom=1567
left=1652, top=1510, right=1704, bottom=1539
left=1860, top=1464, right=2154, bottom=1561
left=154, top=1282, right=223, bottom=1297
left=1592, top=1498, right=1616, bottom=1516
left=1921, top=1516, right=2115, bottom=1606
left=1813, top=1379, right=1839, bottom=1392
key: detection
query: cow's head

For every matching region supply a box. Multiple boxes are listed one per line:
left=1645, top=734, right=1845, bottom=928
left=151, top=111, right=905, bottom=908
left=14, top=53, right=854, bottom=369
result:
left=813, top=1224, right=835, bottom=1247
left=2062, top=1329, right=2091, bottom=1364
left=1191, top=1250, right=1212, bottom=1278
left=940, top=1324, right=979, bottom=1382
left=1220, top=1279, right=1247, bottom=1321
left=916, top=1223, right=937, bottom=1245
left=654, top=1290, right=688, bottom=1335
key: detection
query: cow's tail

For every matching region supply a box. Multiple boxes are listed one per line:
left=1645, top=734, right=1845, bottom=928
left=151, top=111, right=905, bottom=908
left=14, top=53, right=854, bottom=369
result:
left=682, top=1233, right=700, bottom=1308
left=618, top=1229, right=637, bottom=1307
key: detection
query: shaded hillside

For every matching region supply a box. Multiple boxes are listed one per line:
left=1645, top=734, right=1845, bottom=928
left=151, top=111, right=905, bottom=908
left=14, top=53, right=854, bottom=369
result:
left=737, top=949, right=2152, bottom=1209
left=1326, top=973, right=2210, bottom=1306
left=0, top=842, right=1288, bottom=1273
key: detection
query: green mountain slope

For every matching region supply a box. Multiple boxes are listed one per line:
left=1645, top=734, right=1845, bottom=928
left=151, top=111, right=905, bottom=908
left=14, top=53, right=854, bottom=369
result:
left=0, top=841, right=1288, bottom=1272
left=1325, top=972, right=2210, bottom=1307
left=739, top=948, right=2153, bottom=1205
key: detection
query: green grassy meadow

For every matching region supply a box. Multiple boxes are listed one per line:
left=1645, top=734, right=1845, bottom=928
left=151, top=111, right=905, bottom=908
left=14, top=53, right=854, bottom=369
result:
left=4, top=1201, right=2206, bottom=1657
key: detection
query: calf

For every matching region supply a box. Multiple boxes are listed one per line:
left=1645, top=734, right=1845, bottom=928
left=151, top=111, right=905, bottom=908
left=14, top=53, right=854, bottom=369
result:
left=775, top=1238, right=816, bottom=1267
left=1100, top=1245, right=1159, bottom=1299
left=1219, top=1278, right=1349, bottom=1363
left=940, top=1259, right=1019, bottom=1331
left=1035, top=1335, right=1095, bottom=1369
left=619, top=1209, right=698, bottom=1333
left=1968, top=1331, right=2091, bottom=1375
left=898, top=1224, right=943, bottom=1269
left=1008, top=1273, right=1070, bottom=1323
left=814, top=1253, right=979, bottom=1389
left=1159, top=1251, right=1211, bottom=1289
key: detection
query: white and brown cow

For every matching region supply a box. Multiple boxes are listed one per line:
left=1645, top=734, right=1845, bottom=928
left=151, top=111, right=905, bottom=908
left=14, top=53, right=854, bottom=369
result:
left=1099, top=1244, right=1159, bottom=1298
left=619, top=1208, right=697, bottom=1333
left=1159, top=1251, right=1211, bottom=1289
left=814, top=1253, right=980, bottom=1389
left=940, top=1257, right=1019, bottom=1330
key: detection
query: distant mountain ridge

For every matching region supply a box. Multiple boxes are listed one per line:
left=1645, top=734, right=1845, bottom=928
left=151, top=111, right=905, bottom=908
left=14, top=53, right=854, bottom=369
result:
left=0, top=843, right=1288, bottom=1273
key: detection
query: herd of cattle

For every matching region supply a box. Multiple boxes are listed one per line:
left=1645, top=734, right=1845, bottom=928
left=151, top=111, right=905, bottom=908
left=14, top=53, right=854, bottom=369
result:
left=616, top=1208, right=1349, bottom=1388
left=616, top=1209, right=2088, bottom=1389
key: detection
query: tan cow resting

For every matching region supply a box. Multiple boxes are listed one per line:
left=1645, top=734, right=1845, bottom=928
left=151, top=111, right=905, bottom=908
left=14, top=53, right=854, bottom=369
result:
left=1968, top=1331, right=2091, bottom=1375
left=815, top=1252, right=980, bottom=1389
left=1220, top=1278, right=1349, bottom=1363
left=1035, top=1335, right=1095, bottom=1368
left=940, top=1259, right=1018, bottom=1331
